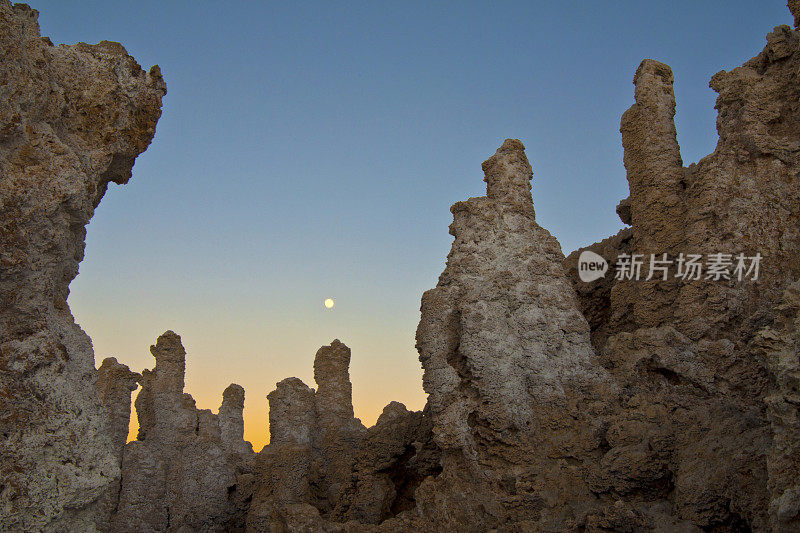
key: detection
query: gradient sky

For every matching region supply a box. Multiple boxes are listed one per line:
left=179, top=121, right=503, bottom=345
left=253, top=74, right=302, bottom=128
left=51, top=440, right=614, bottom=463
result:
left=32, top=0, right=791, bottom=449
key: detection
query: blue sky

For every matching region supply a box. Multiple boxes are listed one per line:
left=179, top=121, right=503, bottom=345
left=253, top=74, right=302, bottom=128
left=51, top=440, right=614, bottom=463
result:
left=34, top=0, right=791, bottom=447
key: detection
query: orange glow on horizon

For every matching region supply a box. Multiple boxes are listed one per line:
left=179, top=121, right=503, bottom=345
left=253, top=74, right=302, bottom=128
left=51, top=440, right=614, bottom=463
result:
left=125, top=387, right=426, bottom=451
left=80, top=288, right=429, bottom=454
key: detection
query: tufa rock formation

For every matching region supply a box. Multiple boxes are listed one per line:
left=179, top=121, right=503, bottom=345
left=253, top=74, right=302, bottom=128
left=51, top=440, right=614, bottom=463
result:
left=2, top=0, right=800, bottom=531
left=97, top=358, right=141, bottom=459
left=756, top=281, right=800, bottom=532
left=564, top=6, right=800, bottom=529
left=333, top=401, right=441, bottom=525
left=95, top=357, right=140, bottom=521
left=247, top=340, right=370, bottom=530
left=111, top=331, right=254, bottom=532
left=0, top=1, right=165, bottom=530
left=412, top=139, right=616, bottom=530
left=247, top=341, right=441, bottom=532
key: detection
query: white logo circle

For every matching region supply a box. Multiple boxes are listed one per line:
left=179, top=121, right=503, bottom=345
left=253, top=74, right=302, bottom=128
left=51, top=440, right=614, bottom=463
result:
left=577, top=251, right=608, bottom=282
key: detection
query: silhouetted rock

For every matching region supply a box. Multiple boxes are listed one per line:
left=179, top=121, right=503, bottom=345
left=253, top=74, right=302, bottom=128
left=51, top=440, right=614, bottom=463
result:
left=111, top=331, right=254, bottom=532
left=247, top=340, right=368, bottom=530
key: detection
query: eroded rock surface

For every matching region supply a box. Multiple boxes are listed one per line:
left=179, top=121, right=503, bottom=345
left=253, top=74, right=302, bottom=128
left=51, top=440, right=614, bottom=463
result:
left=97, top=358, right=141, bottom=459
left=111, top=331, right=254, bottom=532
left=757, top=282, right=800, bottom=532
left=0, top=1, right=165, bottom=529
left=564, top=4, right=800, bottom=530
left=409, top=139, right=614, bottom=530
left=96, top=357, right=141, bottom=523
left=247, top=340, right=369, bottom=530
left=4, top=1, right=800, bottom=531
left=246, top=342, right=441, bottom=532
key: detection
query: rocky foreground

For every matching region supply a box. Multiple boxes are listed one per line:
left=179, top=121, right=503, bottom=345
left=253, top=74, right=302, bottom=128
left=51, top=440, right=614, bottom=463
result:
left=1, top=1, right=799, bottom=531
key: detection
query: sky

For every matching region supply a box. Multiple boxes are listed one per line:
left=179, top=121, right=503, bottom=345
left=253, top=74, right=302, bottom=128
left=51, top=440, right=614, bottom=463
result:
left=32, top=0, right=791, bottom=450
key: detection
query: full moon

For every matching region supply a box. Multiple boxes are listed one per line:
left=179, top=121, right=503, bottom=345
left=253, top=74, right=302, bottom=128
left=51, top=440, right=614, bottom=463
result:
left=324, top=298, right=335, bottom=309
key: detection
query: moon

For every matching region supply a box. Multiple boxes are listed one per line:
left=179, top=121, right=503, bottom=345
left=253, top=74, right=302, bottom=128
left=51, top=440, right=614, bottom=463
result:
left=324, top=298, right=335, bottom=309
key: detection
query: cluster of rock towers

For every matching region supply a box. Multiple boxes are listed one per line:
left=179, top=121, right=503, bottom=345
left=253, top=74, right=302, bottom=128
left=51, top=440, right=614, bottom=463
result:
left=2, top=1, right=800, bottom=531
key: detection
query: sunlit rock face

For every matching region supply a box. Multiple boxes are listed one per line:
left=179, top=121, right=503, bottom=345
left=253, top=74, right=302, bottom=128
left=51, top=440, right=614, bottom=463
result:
left=564, top=6, right=800, bottom=530
left=111, top=331, right=254, bottom=532
left=0, top=1, right=165, bottom=529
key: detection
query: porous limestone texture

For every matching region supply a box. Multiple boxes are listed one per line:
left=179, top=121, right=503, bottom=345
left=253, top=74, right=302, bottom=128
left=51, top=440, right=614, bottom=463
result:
left=110, top=331, right=254, bottom=532
left=0, top=1, right=165, bottom=530
left=755, top=281, right=800, bottom=533
left=411, top=139, right=617, bottom=531
left=332, top=401, right=441, bottom=525
left=564, top=4, right=800, bottom=529
left=97, top=358, right=141, bottom=458
left=313, top=340, right=367, bottom=509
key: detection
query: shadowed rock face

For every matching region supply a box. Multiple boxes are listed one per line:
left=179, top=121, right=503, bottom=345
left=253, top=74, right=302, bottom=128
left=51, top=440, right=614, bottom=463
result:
left=111, top=331, right=254, bottom=532
left=333, top=401, right=441, bottom=525
left=247, top=340, right=368, bottom=530
left=754, top=281, right=800, bottom=532
left=95, top=357, right=140, bottom=523
left=247, top=342, right=441, bottom=532
left=97, top=358, right=141, bottom=458
left=220, top=383, right=252, bottom=456
left=315, top=340, right=356, bottom=424
left=0, top=1, right=165, bottom=530
left=564, top=5, right=800, bottom=530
